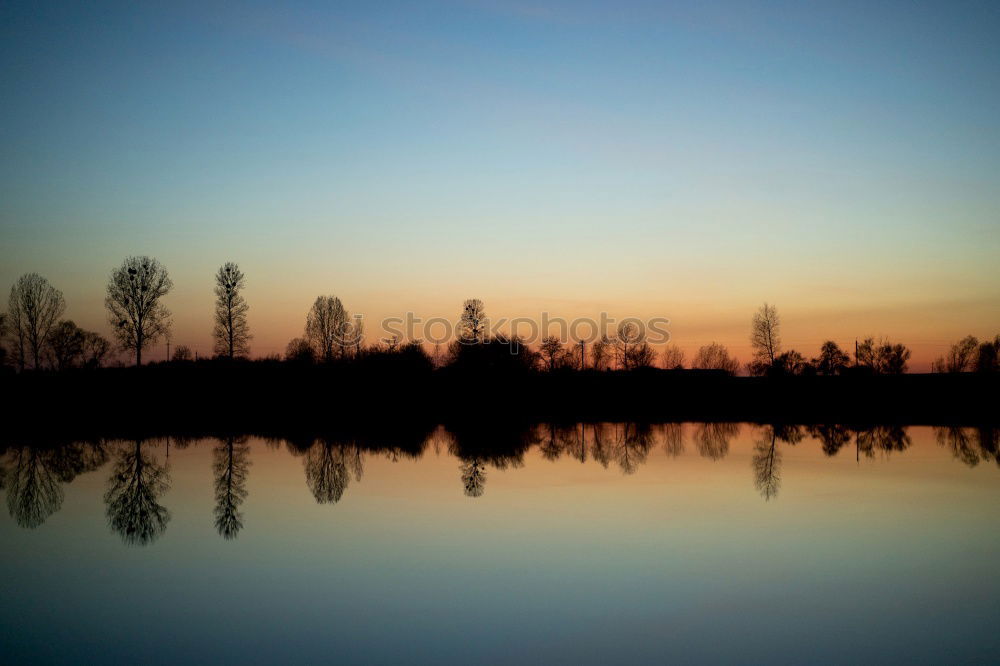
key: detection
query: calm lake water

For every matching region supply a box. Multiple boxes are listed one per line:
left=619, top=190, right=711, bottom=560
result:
left=1, top=423, right=998, bottom=665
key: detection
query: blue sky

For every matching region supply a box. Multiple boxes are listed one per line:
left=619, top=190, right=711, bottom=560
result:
left=2, top=0, right=998, bottom=363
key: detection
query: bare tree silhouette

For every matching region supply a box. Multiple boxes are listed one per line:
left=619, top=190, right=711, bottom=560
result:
left=213, top=262, right=251, bottom=359
left=45, top=320, right=85, bottom=371
left=813, top=341, right=850, bottom=376
left=7, top=272, right=65, bottom=370
left=458, top=299, right=487, bottom=343
left=590, top=334, right=612, bottom=370
left=661, top=345, right=685, bottom=369
left=104, top=440, right=171, bottom=546
left=81, top=330, right=112, bottom=368
left=305, top=295, right=348, bottom=362
left=772, top=350, right=808, bottom=376
left=610, top=322, right=656, bottom=370
left=932, top=335, right=980, bottom=373
left=171, top=345, right=192, bottom=362
left=213, top=436, right=251, bottom=539
left=44, top=321, right=110, bottom=370
left=539, top=336, right=563, bottom=371
left=105, top=256, right=172, bottom=367
left=855, top=338, right=911, bottom=374
left=692, top=343, right=739, bottom=374
left=749, top=302, right=780, bottom=374
left=284, top=337, right=315, bottom=363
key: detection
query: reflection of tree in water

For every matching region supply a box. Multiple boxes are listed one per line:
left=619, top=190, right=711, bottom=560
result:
left=612, top=423, right=654, bottom=474
left=446, top=421, right=533, bottom=498
left=104, top=440, right=170, bottom=546
left=694, top=422, right=739, bottom=460
left=5, top=447, right=64, bottom=528
left=538, top=424, right=584, bottom=462
left=304, top=440, right=364, bottom=505
left=461, top=458, right=486, bottom=497
left=752, top=427, right=782, bottom=501
left=662, top=423, right=684, bottom=458
left=808, top=424, right=852, bottom=456
left=213, top=436, right=251, bottom=539
left=935, top=426, right=1000, bottom=467
left=4, top=440, right=107, bottom=528
left=854, top=425, right=911, bottom=459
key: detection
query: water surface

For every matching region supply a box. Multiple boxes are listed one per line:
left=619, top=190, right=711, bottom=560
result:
left=2, top=424, right=998, bottom=664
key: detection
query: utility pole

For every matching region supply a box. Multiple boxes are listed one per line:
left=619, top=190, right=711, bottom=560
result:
left=580, top=340, right=586, bottom=370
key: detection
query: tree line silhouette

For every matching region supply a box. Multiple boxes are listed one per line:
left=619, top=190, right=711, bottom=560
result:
left=3, top=259, right=998, bottom=424
left=3, top=259, right=999, bottom=376
left=2, top=423, right=996, bottom=544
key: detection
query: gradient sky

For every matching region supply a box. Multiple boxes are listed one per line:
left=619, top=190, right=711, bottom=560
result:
left=2, top=0, right=998, bottom=367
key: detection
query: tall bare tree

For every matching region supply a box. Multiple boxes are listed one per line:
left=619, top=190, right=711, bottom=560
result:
left=305, top=295, right=348, bottom=362
left=7, top=273, right=66, bottom=370
left=105, top=256, right=172, bottom=367
left=458, top=299, right=487, bottom=342
left=213, top=262, right=251, bottom=359
left=750, top=302, right=780, bottom=373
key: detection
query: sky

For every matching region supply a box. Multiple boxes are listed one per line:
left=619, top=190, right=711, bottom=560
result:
left=2, top=0, right=998, bottom=368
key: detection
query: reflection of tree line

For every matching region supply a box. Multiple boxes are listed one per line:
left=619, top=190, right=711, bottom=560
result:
left=1, top=424, right=997, bottom=542
left=934, top=426, right=1000, bottom=468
